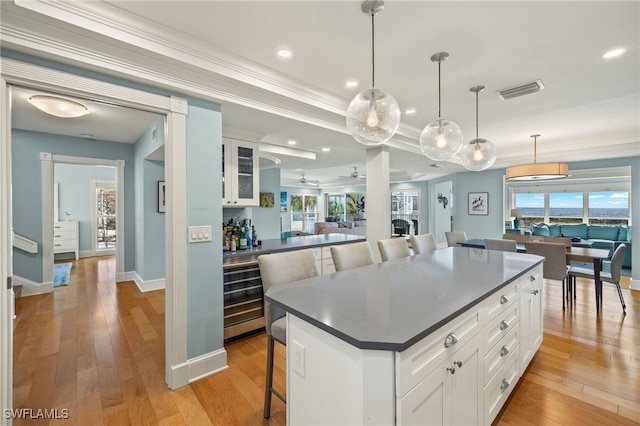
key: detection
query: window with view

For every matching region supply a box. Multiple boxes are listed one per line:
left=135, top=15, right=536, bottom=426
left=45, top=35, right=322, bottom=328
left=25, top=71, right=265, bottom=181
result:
left=513, top=193, right=544, bottom=229
left=290, top=194, right=318, bottom=233
left=549, top=192, right=583, bottom=224
left=588, top=191, right=629, bottom=225
left=96, top=184, right=116, bottom=249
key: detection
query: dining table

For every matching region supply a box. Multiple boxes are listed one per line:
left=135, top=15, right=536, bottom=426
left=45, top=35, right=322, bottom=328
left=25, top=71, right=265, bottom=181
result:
left=459, top=239, right=612, bottom=312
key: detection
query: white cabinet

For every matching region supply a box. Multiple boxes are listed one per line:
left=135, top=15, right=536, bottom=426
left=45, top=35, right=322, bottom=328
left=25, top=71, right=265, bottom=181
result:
left=519, top=265, right=544, bottom=374
left=53, top=220, right=78, bottom=260
left=222, top=138, right=259, bottom=207
left=398, top=332, right=482, bottom=426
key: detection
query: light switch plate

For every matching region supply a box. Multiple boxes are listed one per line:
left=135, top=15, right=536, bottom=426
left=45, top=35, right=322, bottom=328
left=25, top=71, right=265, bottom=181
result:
left=188, top=226, right=212, bottom=243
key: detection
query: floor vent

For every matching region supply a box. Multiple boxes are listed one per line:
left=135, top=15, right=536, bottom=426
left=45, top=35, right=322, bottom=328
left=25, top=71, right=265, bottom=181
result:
left=498, top=80, right=545, bottom=100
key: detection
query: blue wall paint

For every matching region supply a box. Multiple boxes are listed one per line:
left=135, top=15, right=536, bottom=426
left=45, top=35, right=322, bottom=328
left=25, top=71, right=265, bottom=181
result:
left=454, top=169, right=506, bottom=239
left=12, top=130, right=135, bottom=282
left=54, top=163, right=116, bottom=251
left=186, top=103, right=224, bottom=358
left=134, top=116, right=166, bottom=280
left=252, top=168, right=281, bottom=240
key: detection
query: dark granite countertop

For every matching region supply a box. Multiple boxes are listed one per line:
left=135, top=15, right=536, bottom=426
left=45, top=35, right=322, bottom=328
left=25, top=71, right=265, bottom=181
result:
left=223, top=233, right=366, bottom=266
left=265, top=247, right=543, bottom=352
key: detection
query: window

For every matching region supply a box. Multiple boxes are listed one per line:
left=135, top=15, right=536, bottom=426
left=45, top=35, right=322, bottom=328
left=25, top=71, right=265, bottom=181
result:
left=510, top=177, right=631, bottom=228
left=391, top=190, right=420, bottom=235
left=96, top=182, right=116, bottom=249
left=327, top=194, right=345, bottom=219
left=549, top=192, right=583, bottom=224
left=291, top=194, right=318, bottom=233
left=588, top=190, right=630, bottom=225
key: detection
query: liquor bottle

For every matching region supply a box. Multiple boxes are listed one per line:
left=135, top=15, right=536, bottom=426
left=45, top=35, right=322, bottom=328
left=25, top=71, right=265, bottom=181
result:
left=245, top=220, right=252, bottom=248
left=252, top=225, right=258, bottom=247
left=239, top=225, right=247, bottom=250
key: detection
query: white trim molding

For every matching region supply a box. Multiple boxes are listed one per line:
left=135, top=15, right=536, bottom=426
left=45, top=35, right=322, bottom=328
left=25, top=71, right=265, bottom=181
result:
left=132, top=271, right=166, bottom=293
left=630, top=278, right=640, bottom=291
left=13, top=274, right=53, bottom=297
left=169, top=348, right=228, bottom=388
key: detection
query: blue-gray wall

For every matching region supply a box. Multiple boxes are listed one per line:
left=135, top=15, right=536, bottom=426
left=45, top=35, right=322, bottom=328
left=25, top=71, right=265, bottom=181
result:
left=134, top=116, right=166, bottom=281
left=55, top=163, right=116, bottom=252
left=12, top=130, right=135, bottom=282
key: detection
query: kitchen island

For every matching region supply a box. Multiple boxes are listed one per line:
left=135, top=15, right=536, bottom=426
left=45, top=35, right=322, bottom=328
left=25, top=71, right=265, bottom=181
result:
left=222, top=233, right=365, bottom=340
left=266, top=247, right=545, bottom=425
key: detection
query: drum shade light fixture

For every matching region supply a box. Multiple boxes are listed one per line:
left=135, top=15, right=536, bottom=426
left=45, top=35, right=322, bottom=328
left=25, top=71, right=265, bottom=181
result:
left=459, top=86, right=497, bottom=171
left=420, top=52, right=464, bottom=161
left=506, top=134, right=568, bottom=181
left=346, top=0, right=401, bottom=146
left=27, top=94, right=89, bottom=118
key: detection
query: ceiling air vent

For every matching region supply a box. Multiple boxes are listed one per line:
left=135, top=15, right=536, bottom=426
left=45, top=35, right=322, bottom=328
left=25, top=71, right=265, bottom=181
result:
left=497, top=79, right=545, bottom=100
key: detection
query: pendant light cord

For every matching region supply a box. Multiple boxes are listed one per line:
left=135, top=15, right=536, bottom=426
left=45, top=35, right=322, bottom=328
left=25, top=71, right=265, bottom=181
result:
left=475, top=91, right=479, bottom=138
left=437, top=61, right=441, bottom=118
left=371, top=12, right=375, bottom=89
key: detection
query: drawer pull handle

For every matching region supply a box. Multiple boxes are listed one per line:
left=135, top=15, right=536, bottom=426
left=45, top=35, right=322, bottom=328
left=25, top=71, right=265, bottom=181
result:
left=530, top=289, right=539, bottom=295
left=446, top=362, right=462, bottom=375
left=501, top=379, right=510, bottom=391
left=500, top=295, right=509, bottom=304
left=529, top=275, right=536, bottom=282
left=54, top=244, right=61, bottom=247
left=444, top=333, right=459, bottom=348
left=500, top=346, right=510, bottom=357
left=500, top=320, right=509, bottom=331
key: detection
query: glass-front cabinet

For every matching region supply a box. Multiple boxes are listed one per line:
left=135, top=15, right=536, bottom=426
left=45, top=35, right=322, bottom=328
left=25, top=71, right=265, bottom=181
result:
left=222, top=138, right=259, bottom=206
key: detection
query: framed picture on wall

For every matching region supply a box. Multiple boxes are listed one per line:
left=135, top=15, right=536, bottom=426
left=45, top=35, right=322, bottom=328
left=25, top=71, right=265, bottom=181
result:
left=158, top=181, right=166, bottom=213
left=468, top=192, right=488, bottom=215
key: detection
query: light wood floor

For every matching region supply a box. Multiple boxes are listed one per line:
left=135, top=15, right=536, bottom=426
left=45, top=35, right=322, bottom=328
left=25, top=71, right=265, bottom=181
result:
left=13, top=256, right=639, bottom=425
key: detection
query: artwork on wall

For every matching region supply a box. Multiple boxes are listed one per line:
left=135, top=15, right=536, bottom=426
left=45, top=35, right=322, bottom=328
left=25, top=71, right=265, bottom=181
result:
left=468, top=192, right=488, bottom=215
left=260, top=192, right=275, bottom=208
left=280, top=191, right=287, bottom=212
left=158, top=181, right=166, bottom=213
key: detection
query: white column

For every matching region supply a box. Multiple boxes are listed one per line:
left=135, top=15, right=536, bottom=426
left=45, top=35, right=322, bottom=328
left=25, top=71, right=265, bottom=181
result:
left=366, top=146, right=390, bottom=263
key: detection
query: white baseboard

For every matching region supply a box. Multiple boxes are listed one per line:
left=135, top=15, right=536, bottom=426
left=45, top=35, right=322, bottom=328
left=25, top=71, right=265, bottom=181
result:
left=13, top=275, right=53, bottom=297
left=132, top=271, right=166, bottom=292
left=80, top=249, right=116, bottom=258
left=630, top=278, right=640, bottom=291
left=168, top=348, right=228, bottom=389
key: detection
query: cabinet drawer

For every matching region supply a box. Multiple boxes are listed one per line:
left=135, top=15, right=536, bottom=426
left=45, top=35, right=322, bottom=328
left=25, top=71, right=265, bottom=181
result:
left=395, top=306, right=481, bottom=398
left=54, top=221, right=76, bottom=232
left=53, top=230, right=76, bottom=240
left=53, top=240, right=76, bottom=251
left=483, top=302, right=519, bottom=353
left=483, top=280, right=518, bottom=323
left=484, top=347, right=520, bottom=426
left=483, top=323, right=519, bottom=386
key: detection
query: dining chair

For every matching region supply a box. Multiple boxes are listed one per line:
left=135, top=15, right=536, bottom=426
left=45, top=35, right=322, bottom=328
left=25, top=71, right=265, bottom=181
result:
left=502, top=233, right=531, bottom=244
left=445, top=231, right=467, bottom=247
left=410, top=233, right=437, bottom=254
left=258, top=249, right=319, bottom=418
left=484, top=238, right=517, bottom=252
left=330, top=241, right=375, bottom=271
left=392, top=219, right=411, bottom=236
left=377, top=238, right=411, bottom=262
left=525, top=241, right=569, bottom=309
left=567, top=243, right=627, bottom=314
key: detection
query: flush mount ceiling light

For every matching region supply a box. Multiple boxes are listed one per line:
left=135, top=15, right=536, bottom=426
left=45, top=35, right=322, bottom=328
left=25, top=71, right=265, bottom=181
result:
left=345, top=0, right=401, bottom=146
left=506, top=134, right=568, bottom=181
left=27, top=95, right=89, bottom=118
left=459, top=86, right=497, bottom=171
left=420, top=52, right=464, bottom=161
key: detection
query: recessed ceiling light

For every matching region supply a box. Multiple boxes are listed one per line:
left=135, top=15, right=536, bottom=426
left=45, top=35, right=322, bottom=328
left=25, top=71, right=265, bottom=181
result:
left=277, top=49, right=292, bottom=58
left=405, top=108, right=416, bottom=115
left=603, top=48, right=625, bottom=59
left=346, top=80, right=358, bottom=88
left=27, top=95, right=89, bottom=118
left=322, top=147, right=330, bottom=152
left=288, top=140, right=297, bottom=145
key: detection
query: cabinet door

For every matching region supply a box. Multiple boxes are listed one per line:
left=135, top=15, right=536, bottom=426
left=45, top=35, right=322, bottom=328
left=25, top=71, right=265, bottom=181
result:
left=449, top=332, right=482, bottom=426
left=519, top=266, right=543, bottom=374
left=397, top=361, right=450, bottom=425
left=231, top=140, right=259, bottom=206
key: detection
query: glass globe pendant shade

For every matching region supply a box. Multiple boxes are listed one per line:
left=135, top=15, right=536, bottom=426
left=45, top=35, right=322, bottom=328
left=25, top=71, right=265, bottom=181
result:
left=459, top=138, right=497, bottom=171
left=419, top=118, right=464, bottom=161
left=346, top=88, right=401, bottom=146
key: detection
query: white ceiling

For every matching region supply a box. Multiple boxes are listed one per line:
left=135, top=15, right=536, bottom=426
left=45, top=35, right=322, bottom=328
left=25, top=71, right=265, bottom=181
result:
left=2, top=1, right=639, bottom=188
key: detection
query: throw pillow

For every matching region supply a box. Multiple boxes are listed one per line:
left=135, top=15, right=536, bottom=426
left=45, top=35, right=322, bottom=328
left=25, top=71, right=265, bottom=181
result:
left=549, top=224, right=562, bottom=236
left=559, top=223, right=588, bottom=239
left=531, top=223, right=550, bottom=236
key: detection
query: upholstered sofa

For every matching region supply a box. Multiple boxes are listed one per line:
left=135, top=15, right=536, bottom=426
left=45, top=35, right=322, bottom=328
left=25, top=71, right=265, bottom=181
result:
left=530, top=223, right=632, bottom=269
left=314, top=220, right=366, bottom=236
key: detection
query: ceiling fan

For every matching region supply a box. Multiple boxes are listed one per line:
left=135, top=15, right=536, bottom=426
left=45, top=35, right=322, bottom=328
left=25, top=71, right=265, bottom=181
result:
left=299, top=173, right=319, bottom=186
left=339, top=167, right=366, bottom=181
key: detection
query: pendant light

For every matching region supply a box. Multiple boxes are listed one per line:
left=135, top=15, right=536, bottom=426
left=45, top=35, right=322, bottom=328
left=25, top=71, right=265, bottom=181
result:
left=459, top=86, right=497, bottom=171
left=505, top=134, right=569, bottom=180
left=420, top=52, right=463, bottom=161
left=346, top=0, right=401, bottom=146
